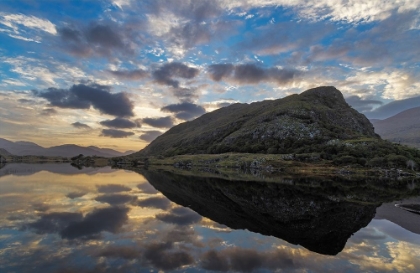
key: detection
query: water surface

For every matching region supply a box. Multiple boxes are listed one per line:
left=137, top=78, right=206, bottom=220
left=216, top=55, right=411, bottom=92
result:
left=1, top=163, right=420, bottom=272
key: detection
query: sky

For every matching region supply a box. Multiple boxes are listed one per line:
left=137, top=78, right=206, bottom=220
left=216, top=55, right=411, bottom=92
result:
left=0, top=0, right=420, bottom=152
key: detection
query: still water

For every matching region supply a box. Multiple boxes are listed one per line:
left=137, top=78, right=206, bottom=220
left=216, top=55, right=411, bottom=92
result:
left=0, top=163, right=420, bottom=272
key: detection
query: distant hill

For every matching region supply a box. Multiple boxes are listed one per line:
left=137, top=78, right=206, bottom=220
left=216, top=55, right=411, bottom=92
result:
left=0, top=138, right=133, bottom=158
left=371, top=107, right=420, bottom=149
left=366, top=95, right=420, bottom=120
left=137, top=86, right=377, bottom=157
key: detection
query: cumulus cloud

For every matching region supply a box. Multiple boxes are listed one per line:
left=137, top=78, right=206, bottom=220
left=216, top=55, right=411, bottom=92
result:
left=108, top=69, right=148, bottom=80
left=139, top=130, right=163, bottom=142
left=152, top=62, right=199, bottom=88
left=58, top=22, right=134, bottom=57
left=161, top=102, right=206, bottom=120
left=142, top=116, right=174, bottom=128
left=34, top=83, right=134, bottom=117
left=100, top=117, right=137, bottom=129
left=208, top=64, right=301, bottom=85
left=71, top=122, right=91, bottom=129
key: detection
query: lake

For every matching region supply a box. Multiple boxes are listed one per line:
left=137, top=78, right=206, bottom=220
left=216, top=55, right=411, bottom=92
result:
left=0, top=163, right=420, bottom=272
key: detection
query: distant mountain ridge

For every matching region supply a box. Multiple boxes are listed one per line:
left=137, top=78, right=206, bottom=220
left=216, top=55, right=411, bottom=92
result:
left=372, top=107, right=420, bottom=149
left=0, top=138, right=134, bottom=158
left=366, top=95, right=420, bottom=120
left=137, top=86, right=377, bottom=157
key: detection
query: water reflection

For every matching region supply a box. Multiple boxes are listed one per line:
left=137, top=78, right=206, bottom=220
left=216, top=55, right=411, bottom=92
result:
left=140, top=170, right=379, bottom=255
left=0, top=163, right=419, bottom=272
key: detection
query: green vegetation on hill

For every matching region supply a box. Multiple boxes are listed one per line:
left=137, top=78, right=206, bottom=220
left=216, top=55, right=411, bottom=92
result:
left=136, top=86, right=376, bottom=157
left=122, top=86, right=420, bottom=174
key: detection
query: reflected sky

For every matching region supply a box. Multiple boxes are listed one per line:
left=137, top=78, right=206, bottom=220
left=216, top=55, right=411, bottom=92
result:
left=0, top=164, right=420, bottom=272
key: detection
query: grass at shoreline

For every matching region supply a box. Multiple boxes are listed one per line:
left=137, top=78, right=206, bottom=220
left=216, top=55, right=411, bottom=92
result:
left=127, top=153, right=419, bottom=178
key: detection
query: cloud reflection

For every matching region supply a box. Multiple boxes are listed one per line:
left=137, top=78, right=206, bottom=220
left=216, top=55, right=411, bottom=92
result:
left=155, top=207, right=202, bottom=226
left=60, top=206, right=130, bottom=239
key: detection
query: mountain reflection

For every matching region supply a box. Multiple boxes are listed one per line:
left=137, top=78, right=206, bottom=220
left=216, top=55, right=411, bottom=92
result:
left=138, top=169, right=420, bottom=255
left=1, top=164, right=420, bottom=272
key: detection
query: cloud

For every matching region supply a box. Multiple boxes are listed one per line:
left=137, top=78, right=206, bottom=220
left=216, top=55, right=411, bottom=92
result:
left=144, top=1, right=238, bottom=57
left=139, top=131, right=162, bottom=142
left=71, top=122, right=91, bottom=129
left=108, top=69, right=148, bottom=80
left=207, top=64, right=234, bottom=81
left=66, top=192, right=87, bottom=199
left=60, top=206, right=130, bottom=239
left=219, top=0, right=420, bottom=24
left=97, top=184, right=132, bottom=193
left=58, top=22, right=134, bottom=57
left=18, top=98, right=35, bottom=104
left=95, top=194, right=135, bottom=205
left=199, top=246, right=300, bottom=272
left=152, top=62, right=199, bottom=88
left=27, top=212, right=83, bottom=234
left=143, top=242, right=194, bottom=270
left=32, top=203, right=50, bottom=212
left=155, top=207, right=202, bottom=226
left=200, top=250, right=230, bottom=272
left=34, top=83, right=134, bottom=117
left=96, top=245, right=142, bottom=260
left=208, top=64, right=301, bottom=85
left=142, top=116, right=174, bottom=128
left=306, top=12, right=420, bottom=68
left=137, top=196, right=172, bottom=210
left=86, top=24, right=124, bottom=48
left=237, top=20, right=333, bottom=57
left=345, top=95, right=384, bottom=113
left=137, top=183, right=159, bottom=194
left=40, top=108, right=57, bottom=116
left=161, top=102, right=206, bottom=120
left=365, top=95, right=420, bottom=119
left=101, top=129, right=135, bottom=138
left=100, top=118, right=137, bottom=129
left=0, top=13, right=57, bottom=35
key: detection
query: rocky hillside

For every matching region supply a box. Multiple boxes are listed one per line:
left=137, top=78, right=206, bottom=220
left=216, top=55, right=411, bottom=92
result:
left=139, top=86, right=377, bottom=157
left=372, top=107, right=420, bottom=149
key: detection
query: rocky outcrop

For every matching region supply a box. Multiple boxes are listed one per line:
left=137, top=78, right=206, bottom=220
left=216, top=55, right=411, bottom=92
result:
left=138, top=86, right=377, bottom=156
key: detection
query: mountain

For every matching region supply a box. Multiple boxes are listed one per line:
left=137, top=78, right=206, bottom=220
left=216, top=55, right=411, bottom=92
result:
left=138, top=86, right=377, bottom=157
left=371, top=107, right=420, bottom=148
left=366, top=95, right=420, bottom=120
left=0, top=138, right=132, bottom=158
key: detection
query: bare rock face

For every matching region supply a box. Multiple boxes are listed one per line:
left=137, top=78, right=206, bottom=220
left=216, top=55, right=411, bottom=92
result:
left=139, top=86, right=377, bottom=156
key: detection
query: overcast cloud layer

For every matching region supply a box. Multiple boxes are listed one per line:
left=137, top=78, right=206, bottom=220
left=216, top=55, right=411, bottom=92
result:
left=0, top=0, right=419, bottom=150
